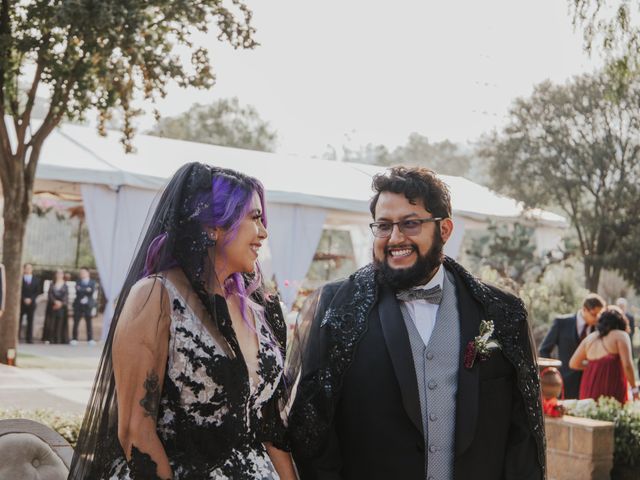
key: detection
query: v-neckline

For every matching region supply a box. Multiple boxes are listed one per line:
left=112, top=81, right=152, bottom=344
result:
left=160, top=276, right=264, bottom=396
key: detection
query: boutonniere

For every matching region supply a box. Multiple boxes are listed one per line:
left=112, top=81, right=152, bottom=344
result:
left=464, top=320, right=501, bottom=369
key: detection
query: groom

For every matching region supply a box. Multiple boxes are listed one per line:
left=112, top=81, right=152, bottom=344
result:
left=287, top=167, right=545, bottom=480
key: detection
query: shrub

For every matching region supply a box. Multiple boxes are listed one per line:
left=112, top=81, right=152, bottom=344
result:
left=567, top=397, right=640, bottom=470
left=0, top=408, right=83, bottom=447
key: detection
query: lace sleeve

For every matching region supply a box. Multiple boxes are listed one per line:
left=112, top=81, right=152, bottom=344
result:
left=281, top=287, right=329, bottom=457
left=258, top=377, right=290, bottom=451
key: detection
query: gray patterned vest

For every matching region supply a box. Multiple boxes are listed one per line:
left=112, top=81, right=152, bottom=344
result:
left=400, top=270, right=460, bottom=480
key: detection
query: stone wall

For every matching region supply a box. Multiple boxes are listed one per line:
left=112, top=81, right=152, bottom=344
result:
left=546, top=415, right=614, bottom=480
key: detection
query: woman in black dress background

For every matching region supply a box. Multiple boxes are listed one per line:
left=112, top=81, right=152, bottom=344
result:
left=43, top=268, right=69, bottom=344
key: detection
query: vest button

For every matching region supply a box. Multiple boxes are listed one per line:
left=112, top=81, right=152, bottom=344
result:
left=429, top=412, right=438, bottom=421
left=428, top=380, right=437, bottom=390
left=426, top=351, right=434, bottom=360
left=429, top=444, right=438, bottom=453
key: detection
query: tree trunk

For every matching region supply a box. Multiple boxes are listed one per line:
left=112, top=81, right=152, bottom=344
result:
left=584, top=257, right=601, bottom=293
left=0, top=197, right=28, bottom=364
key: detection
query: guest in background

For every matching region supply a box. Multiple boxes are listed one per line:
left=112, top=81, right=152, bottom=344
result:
left=43, top=269, right=70, bottom=344
left=615, top=297, right=635, bottom=340
left=71, top=267, right=97, bottom=346
left=539, top=293, right=606, bottom=399
left=21, top=263, right=40, bottom=344
left=570, top=306, right=638, bottom=404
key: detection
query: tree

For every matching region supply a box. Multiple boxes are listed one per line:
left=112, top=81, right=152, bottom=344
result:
left=480, top=70, right=640, bottom=292
left=327, top=133, right=473, bottom=177
left=466, top=222, right=543, bottom=287
left=569, top=1, right=640, bottom=72
left=388, top=134, right=471, bottom=177
left=0, top=0, right=257, bottom=363
left=148, top=97, right=278, bottom=152
left=465, top=220, right=575, bottom=287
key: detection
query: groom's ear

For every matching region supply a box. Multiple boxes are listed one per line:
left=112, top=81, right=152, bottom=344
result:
left=440, top=218, right=454, bottom=243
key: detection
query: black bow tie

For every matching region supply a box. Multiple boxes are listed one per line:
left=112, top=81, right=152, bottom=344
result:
left=396, top=285, right=443, bottom=304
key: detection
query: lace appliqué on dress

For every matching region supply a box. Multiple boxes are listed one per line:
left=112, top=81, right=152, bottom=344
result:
left=128, top=446, right=164, bottom=480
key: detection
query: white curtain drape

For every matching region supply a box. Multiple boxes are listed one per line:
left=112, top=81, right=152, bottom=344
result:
left=444, top=215, right=465, bottom=259
left=266, top=203, right=327, bottom=309
left=81, top=185, right=156, bottom=340
left=348, top=223, right=373, bottom=268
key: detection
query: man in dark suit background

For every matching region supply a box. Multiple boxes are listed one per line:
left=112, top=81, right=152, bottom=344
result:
left=288, top=167, right=545, bottom=480
left=539, top=293, right=605, bottom=399
left=71, top=267, right=97, bottom=345
left=20, top=263, right=40, bottom=343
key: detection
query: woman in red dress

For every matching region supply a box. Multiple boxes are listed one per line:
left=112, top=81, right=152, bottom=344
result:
left=570, top=306, right=639, bottom=403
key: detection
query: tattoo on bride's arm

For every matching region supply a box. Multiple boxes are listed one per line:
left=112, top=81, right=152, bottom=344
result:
left=139, top=370, right=160, bottom=418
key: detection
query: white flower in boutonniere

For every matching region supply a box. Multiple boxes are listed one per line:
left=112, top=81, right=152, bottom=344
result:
left=464, top=320, right=501, bottom=369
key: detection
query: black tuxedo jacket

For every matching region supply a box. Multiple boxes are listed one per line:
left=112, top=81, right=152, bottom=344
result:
left=21, top=276, right=40, bottom=310
left=289, top=258, right=545, bottom=480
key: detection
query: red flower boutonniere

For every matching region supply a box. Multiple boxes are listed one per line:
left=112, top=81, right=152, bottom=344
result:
left=464, top=320, right=501, bottom=369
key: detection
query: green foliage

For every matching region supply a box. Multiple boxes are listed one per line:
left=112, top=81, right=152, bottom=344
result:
left=569, top=0, right=640, bottom=75
left=465, top=219, right=580, bottom=328
left=329, top=133, right=473, bottom=177
left=475, top=262, right=586, bottom=346
left=149, top=97, right=277, bottom=152
left=467, top=220, right=585, bottom=345
left=386, top=134, right=471, bottom=176
left=0, top=408, right=83, bottom=447
left=520, top=264, right=588, bottom=345
left=480, top=69, right=640, bottom=291
left=466, top=221, right=539, bottom=285
left=1, top=0, right=257, bottom=150
left=568, top=397, right=640, bottom=470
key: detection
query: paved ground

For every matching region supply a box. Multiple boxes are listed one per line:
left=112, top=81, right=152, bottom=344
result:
left=0, top=342, right=102, bottom=414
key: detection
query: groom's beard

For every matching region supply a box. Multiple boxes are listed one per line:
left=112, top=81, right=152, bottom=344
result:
left=374, top=230, right=444, bottom=292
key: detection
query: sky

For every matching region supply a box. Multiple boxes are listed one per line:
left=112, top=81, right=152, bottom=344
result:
left=140, top=0, right=603, bottom=158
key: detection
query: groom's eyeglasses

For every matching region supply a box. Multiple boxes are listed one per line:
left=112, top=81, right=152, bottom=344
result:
left=369, top=217, right=444, bottom=238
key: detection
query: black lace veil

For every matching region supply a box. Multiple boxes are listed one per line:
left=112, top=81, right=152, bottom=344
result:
left=68, top=162, right=278, bottom=478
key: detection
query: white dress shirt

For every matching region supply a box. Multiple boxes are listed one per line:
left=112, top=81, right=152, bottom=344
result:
left=400, top=265, right=445, bottom=347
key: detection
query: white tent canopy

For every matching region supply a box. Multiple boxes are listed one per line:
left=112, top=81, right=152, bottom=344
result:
left=25, top=122, right=567, bottom=336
